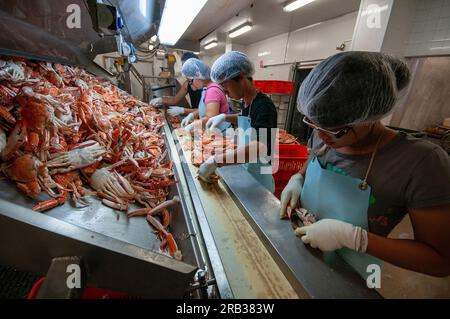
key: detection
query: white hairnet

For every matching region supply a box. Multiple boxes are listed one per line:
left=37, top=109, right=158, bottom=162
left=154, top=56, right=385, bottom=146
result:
left=211, top=51, right=255, bottom=83
left=297, top=51, right=411, bottom=128
left=181, top=58, right=210, bottom=80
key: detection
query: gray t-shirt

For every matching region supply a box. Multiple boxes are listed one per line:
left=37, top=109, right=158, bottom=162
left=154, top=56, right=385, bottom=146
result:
left=308, top=131, right=450, bottom=236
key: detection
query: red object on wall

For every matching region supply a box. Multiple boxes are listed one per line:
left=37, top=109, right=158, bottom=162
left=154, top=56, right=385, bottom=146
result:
left=272, top=144, right=309, bottom=199
left=254, top=80, right=295, bottom=95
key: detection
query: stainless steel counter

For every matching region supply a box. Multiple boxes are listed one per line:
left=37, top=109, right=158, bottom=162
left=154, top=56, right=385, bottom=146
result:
left=0, top=123, right=212, bottom=298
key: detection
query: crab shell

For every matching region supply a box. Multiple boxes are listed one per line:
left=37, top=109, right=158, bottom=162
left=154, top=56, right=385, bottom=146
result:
left=4, top=154, right=42, bottom=183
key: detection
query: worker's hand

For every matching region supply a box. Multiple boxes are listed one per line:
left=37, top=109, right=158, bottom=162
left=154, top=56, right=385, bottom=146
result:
left=183, top=121, right=196, bottom=134
left=167, top=106, right=185, bottom=117
left=198, top=156, right=218, bottom=183
left=280, top=174, right=304, bottom=219
left=181, top=113, right=195, bottom=127
left=206, top=113, right=226, bottom=131
left=150, top=97, right=163, bottom=107
left=295, top=219, right=368, bottom=253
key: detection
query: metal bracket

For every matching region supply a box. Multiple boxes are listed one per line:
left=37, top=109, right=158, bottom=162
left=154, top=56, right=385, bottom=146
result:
left=185, top=269, right=217, bottom=299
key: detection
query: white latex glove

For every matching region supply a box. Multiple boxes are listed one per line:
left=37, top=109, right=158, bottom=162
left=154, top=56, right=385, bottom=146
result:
left=280, top=174, right=304, bottom=219
left=184, top=121, right=195, bottom=134
left=181, top=113, right=195, bottom=127
left=205, top=113, right=226, bottom=131
left=295, top=219, right=368, bottom=253
left=198, top=156, right=218, bottom=183
left=150, top=97, right=163, bottom=107
left=167, top=106, right=185, bottom=117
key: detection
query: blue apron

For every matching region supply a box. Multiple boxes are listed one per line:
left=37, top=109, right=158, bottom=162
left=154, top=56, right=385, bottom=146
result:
left=198, top=86, right=231, bottom=133
left=301, top=148, right=382, bottom=280
left=238, top=106, right=275, bottom=193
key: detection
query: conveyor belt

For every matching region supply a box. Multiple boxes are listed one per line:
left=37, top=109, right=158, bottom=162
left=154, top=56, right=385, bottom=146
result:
left=171, top=124, right=381, bottom=299
left=173, top=131, right=300, bottom=298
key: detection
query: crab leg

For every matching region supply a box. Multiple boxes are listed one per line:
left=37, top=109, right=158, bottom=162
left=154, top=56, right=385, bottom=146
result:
left=146, top=214, right=182, bottom=260
left=128, top=196, right=179, bottom=218
left=127, top=207, right=151, bottom=218
left=97, top=191, right=128, bottom=211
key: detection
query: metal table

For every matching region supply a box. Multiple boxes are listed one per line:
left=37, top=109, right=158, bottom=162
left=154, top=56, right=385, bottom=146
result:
left=0, top=123, right=219, bottom=298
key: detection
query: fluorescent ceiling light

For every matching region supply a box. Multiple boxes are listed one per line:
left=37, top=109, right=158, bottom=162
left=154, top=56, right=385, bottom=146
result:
left=158, top=0, right=208, bottom=46
left=229, top=22, right=253, bottom=38
left=194, top=51, right=200, bottom=55
left=283, top=0, right=316, bottom=12
left=204, top=41, right=218, bottom=50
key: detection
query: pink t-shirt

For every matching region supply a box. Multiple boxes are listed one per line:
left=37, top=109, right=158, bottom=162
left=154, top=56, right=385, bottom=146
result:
left=204, top=83, right=229, bottom=114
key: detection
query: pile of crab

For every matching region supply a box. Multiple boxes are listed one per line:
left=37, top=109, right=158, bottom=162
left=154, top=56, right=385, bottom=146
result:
left=0, top=56, right=182, bottom=260
left=174, top=129, right=237, bottom=167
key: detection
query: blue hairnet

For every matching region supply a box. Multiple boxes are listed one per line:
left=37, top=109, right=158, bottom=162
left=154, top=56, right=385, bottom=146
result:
left=297, top=51, right=411, bottom=128
left=181, top=58, right=210, bottom=80
left=211, top=51, right=255, bottom=83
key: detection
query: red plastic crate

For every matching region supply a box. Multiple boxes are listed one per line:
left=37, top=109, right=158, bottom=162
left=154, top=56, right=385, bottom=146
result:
left=254, top=80, right=294, bottom=95
left=272, top=144, right=309, bottom=199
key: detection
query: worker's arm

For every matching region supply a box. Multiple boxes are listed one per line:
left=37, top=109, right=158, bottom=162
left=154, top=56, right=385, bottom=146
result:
left=297, top=159, right=309, bottom=177
left=223, top=114, right=239, bottom=126
left=199, top=101, right=221, bottom=129
left=279, top=159, right=309, bottom=218
left=215, top=140, right=267, bottom=167
left=205, top=113, right=239, bottom=130
left=183, top=108, right=197, bottom=114
left=161, top=80, right=188, bottom=106
left=185, top=102, right=219, bottom=131
left=367, top=204, right=450, bottom=277
left=197, top=141, right=268, bottom=183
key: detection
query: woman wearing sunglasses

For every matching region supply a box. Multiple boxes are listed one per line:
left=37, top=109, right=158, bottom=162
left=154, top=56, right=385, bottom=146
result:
left=280, top=51, right=450, bottom=278
left=176, top=58, right=231, bottom=133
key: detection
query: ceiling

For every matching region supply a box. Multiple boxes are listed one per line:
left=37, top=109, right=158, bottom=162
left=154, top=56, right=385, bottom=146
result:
left=178, top=0, right=361, bottom=55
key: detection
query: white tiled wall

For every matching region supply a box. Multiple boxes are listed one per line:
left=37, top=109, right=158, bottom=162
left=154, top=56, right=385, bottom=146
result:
left=287, top=12, right=358, bottom=62
left=245, top=33, right=291, bottom=80
left=405, top=0, right=450, bottom=56
left=242, top=12, right=358, bottom=81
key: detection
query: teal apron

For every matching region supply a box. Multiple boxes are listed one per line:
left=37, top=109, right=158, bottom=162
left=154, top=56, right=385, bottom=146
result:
left=238, top=103, right=275, bottom=193
left=300, top=146, right=382, bottom=280
left=199, top=85, right=231, bottom=133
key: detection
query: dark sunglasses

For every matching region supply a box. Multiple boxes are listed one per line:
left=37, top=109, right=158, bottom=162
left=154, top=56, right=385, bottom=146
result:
left=303, top=117, right=351, bottom=139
